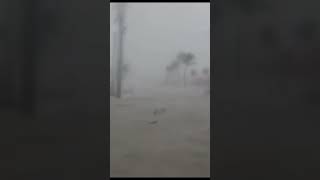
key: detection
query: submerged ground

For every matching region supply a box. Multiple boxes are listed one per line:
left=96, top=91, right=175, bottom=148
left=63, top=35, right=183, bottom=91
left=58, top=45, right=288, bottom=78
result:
left=110, top=86, right=210, bottom=177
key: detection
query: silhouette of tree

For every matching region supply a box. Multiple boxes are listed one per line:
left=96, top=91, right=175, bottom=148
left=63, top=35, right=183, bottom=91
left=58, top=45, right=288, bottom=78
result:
left=177, top=52, right=196, bottom=87
left=165, top=59, right=182, bottom=84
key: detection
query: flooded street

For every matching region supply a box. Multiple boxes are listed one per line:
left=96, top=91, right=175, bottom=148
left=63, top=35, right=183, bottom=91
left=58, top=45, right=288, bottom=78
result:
left=110, top=87, right=210, bottom=177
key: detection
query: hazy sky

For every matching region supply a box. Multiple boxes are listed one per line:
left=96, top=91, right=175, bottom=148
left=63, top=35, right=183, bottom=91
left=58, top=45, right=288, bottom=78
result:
left=110, top=3, right=210, bottom=87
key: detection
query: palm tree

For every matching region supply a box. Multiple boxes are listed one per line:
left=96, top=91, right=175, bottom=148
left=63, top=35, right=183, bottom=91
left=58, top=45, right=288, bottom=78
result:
left=165, top=59, right=181, bottom=85
left=177, top=52, right=196, bottom=87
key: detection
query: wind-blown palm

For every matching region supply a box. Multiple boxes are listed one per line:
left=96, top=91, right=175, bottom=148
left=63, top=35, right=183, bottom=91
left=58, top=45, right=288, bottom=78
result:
left=177, top=52, right=196, bottom=87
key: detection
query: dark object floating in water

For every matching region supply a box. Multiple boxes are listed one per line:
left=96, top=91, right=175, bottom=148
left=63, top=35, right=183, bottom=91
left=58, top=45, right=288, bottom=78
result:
left=149, top=120, right=158, bottom=124
left=153, top=107, right=166, bottom=116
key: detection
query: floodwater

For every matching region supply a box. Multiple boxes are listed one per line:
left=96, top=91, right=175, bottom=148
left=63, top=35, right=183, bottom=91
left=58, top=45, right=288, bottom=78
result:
left=110, top=86, right=210, bottom=177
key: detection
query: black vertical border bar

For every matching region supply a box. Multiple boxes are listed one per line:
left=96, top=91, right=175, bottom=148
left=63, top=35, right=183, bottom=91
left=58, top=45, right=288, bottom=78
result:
left=107, top=0, right=111, bottom=179
left=211, top=0, right=216, bottom=179
left=21, top=0, right=37, bottom=116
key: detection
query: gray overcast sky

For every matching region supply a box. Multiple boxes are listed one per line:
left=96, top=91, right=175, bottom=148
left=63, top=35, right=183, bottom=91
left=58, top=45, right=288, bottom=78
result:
left=110, top=3, right=210, bottom=87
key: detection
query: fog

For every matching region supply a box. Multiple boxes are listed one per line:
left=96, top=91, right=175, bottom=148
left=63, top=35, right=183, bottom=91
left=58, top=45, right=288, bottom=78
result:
left=110, top=3, right=210, bottom=94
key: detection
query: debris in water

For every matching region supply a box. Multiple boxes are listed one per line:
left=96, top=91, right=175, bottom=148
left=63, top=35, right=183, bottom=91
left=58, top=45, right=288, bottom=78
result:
left=153, top=107, right=167, bottom=116
left=148, top=120, right=158, bottom=124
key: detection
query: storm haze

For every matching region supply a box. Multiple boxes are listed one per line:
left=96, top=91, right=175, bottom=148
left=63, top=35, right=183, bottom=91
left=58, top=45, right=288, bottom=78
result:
left=110, top=3, right=210, bottom=92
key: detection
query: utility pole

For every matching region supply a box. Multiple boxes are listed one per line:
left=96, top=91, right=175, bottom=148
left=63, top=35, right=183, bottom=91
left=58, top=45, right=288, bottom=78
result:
left=115, top=3, right=127, bottom=98
left=110, top=31, right=118, bottom=96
